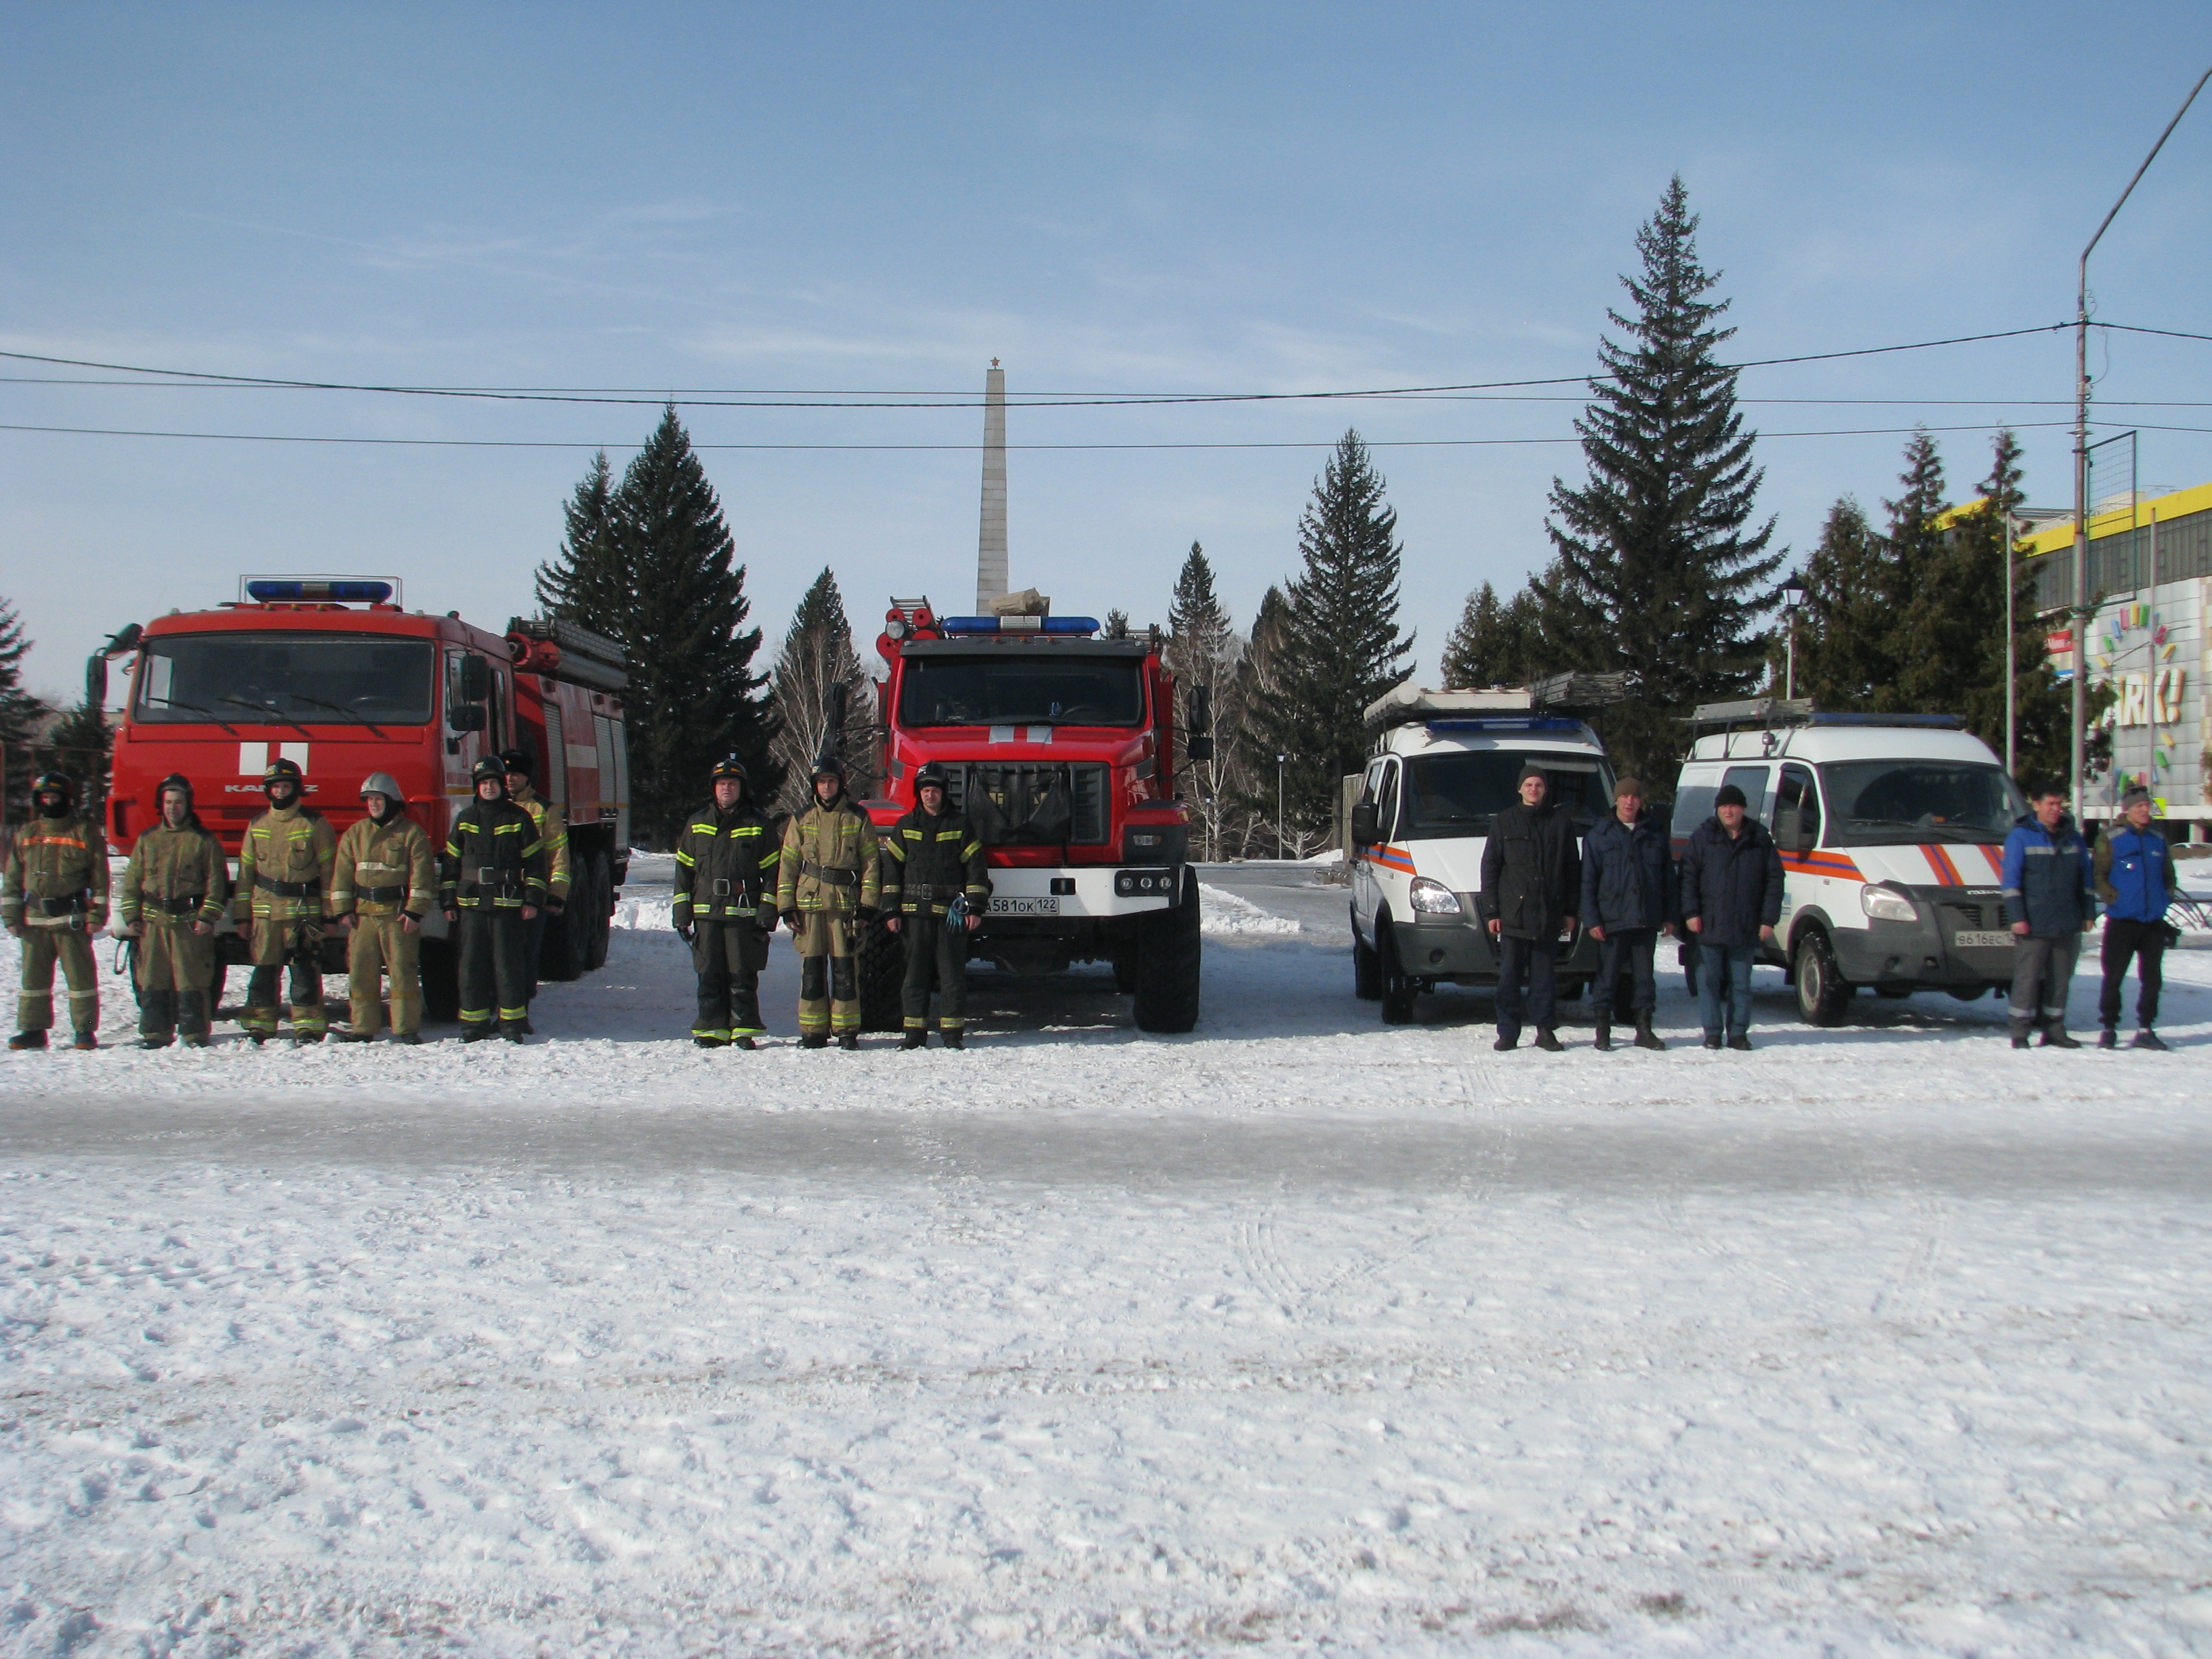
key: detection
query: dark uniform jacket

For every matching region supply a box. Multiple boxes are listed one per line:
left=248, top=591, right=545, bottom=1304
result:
left=2001, top=811, right=2094, bottom=935
left=1478, top=800, right=1582, bottom=941
left=880, top=805, right=988, bottom=916
left=1679, top=816, right=1785, bottom=949
left=440, top=800, right=548, bottom=912
left=2093, top=822, right=2179, bottom=924
left=119, top=816, right=230, bottom=928
left=1580, top=811, right=1677, bottom=933
left=672, top=802, right=781, bottom=926
left=3, top=812, right=110, bottom=928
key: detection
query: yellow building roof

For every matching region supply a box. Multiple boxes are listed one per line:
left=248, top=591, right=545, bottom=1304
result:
left=2015, top=478, right=2212, bottom=557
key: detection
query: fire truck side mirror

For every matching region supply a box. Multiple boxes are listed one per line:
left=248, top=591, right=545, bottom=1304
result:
left=85, top=654, right=107, bottom=710
left=447, top=704, right=488, bottom=733
left=1185, top=684, right=1214, bottom=761
left=456, top=654, right=493, bottom=704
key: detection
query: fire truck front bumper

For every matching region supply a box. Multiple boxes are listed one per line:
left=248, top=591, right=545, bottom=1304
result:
left=983, top=864, right=1183, bottom=921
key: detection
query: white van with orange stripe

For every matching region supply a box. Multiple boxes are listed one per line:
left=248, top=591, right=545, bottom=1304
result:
left=1674, top=703, right=2029, bottom=1024
left=1348, top=683, right=1617, bottom=1023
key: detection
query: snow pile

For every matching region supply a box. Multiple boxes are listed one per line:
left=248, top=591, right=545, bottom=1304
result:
left=1198, top=882, right=1300, bottom=936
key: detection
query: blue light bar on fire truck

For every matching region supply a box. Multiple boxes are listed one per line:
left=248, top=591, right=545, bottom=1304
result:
left=241, top=576, right=401, bottom=605
left=939, top=615, right=1101, bottom=636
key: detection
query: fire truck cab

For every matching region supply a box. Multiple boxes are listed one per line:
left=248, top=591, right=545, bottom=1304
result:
left=97, top=578, right=630, bottom=1017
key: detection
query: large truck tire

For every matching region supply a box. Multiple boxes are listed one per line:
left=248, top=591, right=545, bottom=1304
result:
left=538, top=863, right=588, bottom=983
left=857, top=916, right=905, bottom=1031
left=419, top=935, right=461, bottom=1023
left=581, top=851, right=613, bottom=971
left=1132, top=867, right=1202, bottom=1033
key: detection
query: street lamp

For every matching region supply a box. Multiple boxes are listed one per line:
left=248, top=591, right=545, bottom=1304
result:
left=2071, top=64, right=2211, bottom=811
left=1780, top=586, right=1805, bottom=702
left=1277, top=753, right=1288, bottom=859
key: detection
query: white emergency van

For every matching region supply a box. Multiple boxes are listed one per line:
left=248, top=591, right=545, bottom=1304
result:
left=1673, top=700, right=2028, bottom=1025
left=1348, top=678, right=1620, bottom=1023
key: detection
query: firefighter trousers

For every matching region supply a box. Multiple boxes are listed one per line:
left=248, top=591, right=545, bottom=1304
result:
left=15, top=922, right=98, bottom=1036
left=243, top=918, right=326, bottom=1036
left=693, top=920, right=769, bottom=1040
left=347, top=915, right=422, bottom=1037
left=792, top=909, right=859, bottom=1036
left=455, top=908, right=531, bottom=1033
left=137, top=922, right=216, bottom=1040
left=899, top=912, right=968, bottom=1031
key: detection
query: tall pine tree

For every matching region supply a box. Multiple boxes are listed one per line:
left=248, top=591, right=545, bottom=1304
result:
left=0, top=600, right=51, bottom=827
left=1165, top=541, right=1242, bottom=859
left=1787, top=497, right=1896, bottom=710
left=1229, top=584, right=1294, bottom=856
left=1243, top=432, right=1411, bottom=848
left=537, top=411, right=775, bottom=846
left=1536, top=176, right=1784, bottom=782
left=770, top=567, right=872, bottom=813
left=1440, top=580, right=1543, bottom=689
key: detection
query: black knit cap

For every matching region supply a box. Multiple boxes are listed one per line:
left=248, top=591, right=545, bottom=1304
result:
left=1715, top=783, right=1748, bottom=808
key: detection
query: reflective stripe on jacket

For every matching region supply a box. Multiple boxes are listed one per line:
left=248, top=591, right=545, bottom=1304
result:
left=512, top=787, right=571, bottom=899
left=775, top=795, right=881, bottom=914
left=439, top=801, right=548, bottom=910
left=673, top=803, right=780, bottom=921
left=331, top=814, right=438, bottom=917
left=2001, top=812, right=2094, bottom=935
left=120, top=818, right=229, bottom=926
left=880, top=807, right=987, bottom=915
left=234, top=806, right=336, bottom=923
left=3, top=813, right=110, bottom=927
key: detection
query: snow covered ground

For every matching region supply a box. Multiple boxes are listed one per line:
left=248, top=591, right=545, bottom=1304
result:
left=3, top=863, right=2211, bottom=1656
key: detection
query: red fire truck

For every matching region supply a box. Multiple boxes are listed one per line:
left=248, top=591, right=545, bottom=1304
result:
left=854, top=596, right=1206, bottom=1032
left=93, top=578, right=630, bottom=1017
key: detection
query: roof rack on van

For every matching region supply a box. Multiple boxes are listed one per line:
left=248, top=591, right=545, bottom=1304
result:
left=1364, top=672, right=1627, bottom=731
left=1685, top=697, right=1966, bottom=733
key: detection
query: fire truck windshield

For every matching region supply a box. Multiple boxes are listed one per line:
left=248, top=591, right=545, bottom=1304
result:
left=134, top=632, right=436, bottom=726
left=899, top=656, right=1145, bottom=727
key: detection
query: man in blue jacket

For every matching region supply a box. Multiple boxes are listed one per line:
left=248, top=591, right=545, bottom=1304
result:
left=1580, top=777, right=1677, bottom=1050
left=2000, top=784, right=2096, bottom=1049
left=2092, top=784, right=2181, bottom=1050
left=1679, top=783, right=1784, bottom=1050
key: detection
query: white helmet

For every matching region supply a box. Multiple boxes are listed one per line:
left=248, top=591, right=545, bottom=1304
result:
left=359, top=772, right=405, bottom=806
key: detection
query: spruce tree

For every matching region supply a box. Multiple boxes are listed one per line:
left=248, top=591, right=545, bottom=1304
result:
left=1228, top=585, right=1292, bottom=856
left=1165, top=541, right=1242, bottom=859
left=541, top=410, right=776, bottom=846
left=770, top=567, right=872, bottom=813
left=1243, top=432, right=1412, bottom=848
left=1883, top=430, right=1951, bottom=712
left=1103, top=608, right=1130, bottom=640
left=0, top=600, right=50, bottom=826
left=1536, top=176, right=1784, bottom=781
left=39, top=701, right=111, bottom=827
left=1441, top=580, right=1544, bottom=689
left=1788, top=497, right=1896, bottom=710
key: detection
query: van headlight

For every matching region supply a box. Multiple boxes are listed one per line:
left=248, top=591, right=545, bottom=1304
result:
left=1408, top=876, right=1462, bottom=916
left=1860, top=884, right=1917, bottom=922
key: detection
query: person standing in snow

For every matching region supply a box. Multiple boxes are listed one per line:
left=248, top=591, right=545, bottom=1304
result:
left=1678, top=783, right=1784, bottom=1051
left=330, top=773, right=437, bottom=1044
left=440, top=757, right=547, bottom=1044
left=1477, top=764, right=1580, bottom=1052
left=2091, top=784, right=2179, bottom=1051
left=776, top=756, right=882, bottom=1050
left=5, top=771, right=110, bottom=1050
left=1579, top=777, right=1676, bottom=1050
left=880, top=762, right=988, bottom=1050
left=672, top=756, right=779, bottom=1050
left=114, top=773, right=228, bottom=1049
left=2001, top=784, right=2096, bottom=1050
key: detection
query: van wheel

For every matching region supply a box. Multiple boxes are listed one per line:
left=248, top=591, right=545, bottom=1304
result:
left=1353, top=911, right=1382, bottom=1001
left=1377, top=920, right=1415, bottom=1025
left=1793, top=929, right=1854, bottom=1026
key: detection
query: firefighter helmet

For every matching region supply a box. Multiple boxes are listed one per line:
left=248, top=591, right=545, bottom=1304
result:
left=31, top=770, right=75, bottom=801
left=710, top=755, right=749, bottom=785
left=359, top=771, right=405, bottom=804
left=156, top=772, right=193, bottom=802
left=810, top=754, right=846, bottom=783
left=262, top=757, right=304, bottom=788
left=914, top=762, right=950, bottom=796
left=470, top=756, right=506, bottom=786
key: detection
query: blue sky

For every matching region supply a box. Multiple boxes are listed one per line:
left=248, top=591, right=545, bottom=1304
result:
left=3, top=3, right=2208, bottom=698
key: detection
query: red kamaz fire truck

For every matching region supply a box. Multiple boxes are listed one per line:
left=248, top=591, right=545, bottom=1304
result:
left=854, top=596, right=1206, bottom=1032
left=94, top=577, right=630, bottom=1017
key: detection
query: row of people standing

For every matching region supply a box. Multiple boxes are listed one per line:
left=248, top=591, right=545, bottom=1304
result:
left=1480, top=771, right=2186, bottom=1053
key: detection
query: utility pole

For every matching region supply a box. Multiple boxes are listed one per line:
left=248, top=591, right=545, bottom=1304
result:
left=1277, top=753, right=1287, bottom=859
left=1780, top=586, right=1804, bottom=701
left=2003, top=504, right=2017, bottom=779
left=2072, top=63, right=2211, bottom=811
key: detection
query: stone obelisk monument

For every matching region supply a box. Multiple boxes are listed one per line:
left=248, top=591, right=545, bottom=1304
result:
left=976, top=359, right=1008, bottom=611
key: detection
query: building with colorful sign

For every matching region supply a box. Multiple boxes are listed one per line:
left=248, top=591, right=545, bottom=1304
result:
left=2022, top=479, right=2212, bottom=835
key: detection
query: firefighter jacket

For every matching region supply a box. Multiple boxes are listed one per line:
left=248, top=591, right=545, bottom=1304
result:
left=440, top=799, right=548, bottom=912
left=234, top=804, right=337, bottom=925
left=119, top=816, right=228, bottom=928
left=510, top=785, right=571, bottom=901
left=3, top=812, right=110, bottom=929
left=331, top=813, right=438, bottom=920
left=673, top=802, right=780, bottom=924
left=880, top=805, right=987, bottom=917
left=775, top=794, right=880, bottom=915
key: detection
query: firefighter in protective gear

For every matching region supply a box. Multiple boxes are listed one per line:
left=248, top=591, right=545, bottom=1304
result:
left=331, top=773, right=437, bottom=1044
left=501, top=747, right=569, bottom=1015
left=882, top=762, right=987, bottom=1050
left=115, top=773, right=228, bottom=1048
left=775, top=755, right=880, bottom=1049
left=672, top=756, right=779, bottom=1048
left=233, top=756, right=338, bottom=1044
left=441, top=757, right=546, bottom=1043
left=5, top=771, right=109, bottom=1050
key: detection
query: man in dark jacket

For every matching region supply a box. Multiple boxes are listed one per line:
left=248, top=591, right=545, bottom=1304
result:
left=881, top=762, right=989, bottom=1049
left=1679, top=783, right=1784, bottom=1050
left=2001, top=784, right=2096, bottom=1049
left=1580, top=777, right=1676, bottom=1051
left=2093, top=784, right=2182, bottom=1050
left=440, top=758, right=547, bottom=1044
left=672, top=756, right=780, bottom=1050
left=1478, top=764, right=1580, bottom=1051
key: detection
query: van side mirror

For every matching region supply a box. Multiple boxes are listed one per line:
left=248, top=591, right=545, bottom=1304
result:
left=447, top=703, right=488, bottom=733
left=1350, top=802, right=1379, bottom=846
left=1185, top=684, right=1214, bottom=762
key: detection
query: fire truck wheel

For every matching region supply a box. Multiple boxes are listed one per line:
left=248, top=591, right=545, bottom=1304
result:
left=1132, top=867, right=1202, bottom=1034
left=581, top=851, right=614, bottom=971
left=857, top=915, right=905, bottom=1031
left=537, top=872, right=588, bottom=984
left=419, top=936, right=462, bottom=1023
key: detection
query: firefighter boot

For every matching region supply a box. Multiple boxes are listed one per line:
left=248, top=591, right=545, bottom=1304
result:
left=836, top=1031, right=859, bottom=1051
left=731, top=1035, right=756, bottom=1051
left=800, top=1033, right=829, bottom=1050
left=9, top=1030, right=47, bottom=1050
left=940, top=1028, right=964, bottom=1051
left=901, top=1028, right=928, bottom=1050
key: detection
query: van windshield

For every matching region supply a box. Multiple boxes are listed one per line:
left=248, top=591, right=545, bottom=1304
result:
left=1399, top=750, right=1611, bottom=840
left=134, top=632, right=436, bottom=726
left=1819, top=760, right=2026, bottom=846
